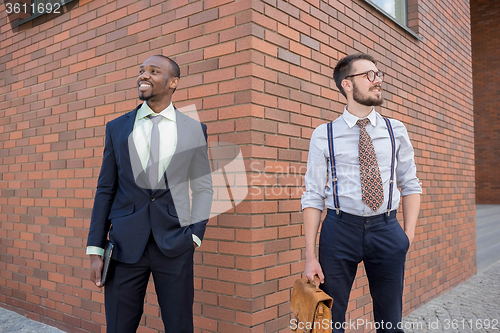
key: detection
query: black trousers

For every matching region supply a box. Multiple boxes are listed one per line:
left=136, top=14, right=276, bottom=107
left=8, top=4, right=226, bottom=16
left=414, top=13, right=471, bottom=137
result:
left=104, top=234, right=195, bottom=333
left=319, top=210, right=409, bottom=333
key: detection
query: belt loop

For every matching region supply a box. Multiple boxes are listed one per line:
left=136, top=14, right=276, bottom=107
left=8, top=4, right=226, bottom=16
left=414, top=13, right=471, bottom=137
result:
left=384, top=211, right=389, bottom=223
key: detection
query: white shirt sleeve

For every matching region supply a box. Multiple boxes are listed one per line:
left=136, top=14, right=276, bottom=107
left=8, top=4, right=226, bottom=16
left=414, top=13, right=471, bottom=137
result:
left=392, top=120, right=422, bottom=196
left=301, top=124, right=328, bottom=211
left=86, top=246, right=104, bottom=256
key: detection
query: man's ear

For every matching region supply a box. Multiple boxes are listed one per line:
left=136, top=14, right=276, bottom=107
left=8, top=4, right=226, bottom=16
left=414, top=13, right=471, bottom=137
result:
left=341, top=79, right=352, bottom=95
left=169, top=77, right=179, bottom=90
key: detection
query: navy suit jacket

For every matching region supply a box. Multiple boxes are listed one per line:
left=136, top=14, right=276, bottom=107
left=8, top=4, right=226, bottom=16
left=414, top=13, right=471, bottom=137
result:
left=87, top=104, right=213, bottom=264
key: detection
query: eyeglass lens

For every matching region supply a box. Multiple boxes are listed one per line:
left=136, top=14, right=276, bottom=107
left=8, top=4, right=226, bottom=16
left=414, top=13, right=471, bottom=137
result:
left=368, top=70, right=384, bottom=82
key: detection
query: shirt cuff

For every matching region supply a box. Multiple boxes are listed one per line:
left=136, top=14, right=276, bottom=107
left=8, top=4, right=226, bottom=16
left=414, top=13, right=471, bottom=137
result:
left=400, top=184, right=423, bottom=196
left=192, top=234, right=201, bottom=248
left=86, top=246, right=105, bottom=256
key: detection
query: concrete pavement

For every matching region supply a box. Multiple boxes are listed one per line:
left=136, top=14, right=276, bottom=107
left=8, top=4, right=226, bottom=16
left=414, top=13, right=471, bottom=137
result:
left=476, top=205, right=500, bottom=273
left=0, top=309, right=64, bottom=333
left=403, top=260, right=500, bottom=333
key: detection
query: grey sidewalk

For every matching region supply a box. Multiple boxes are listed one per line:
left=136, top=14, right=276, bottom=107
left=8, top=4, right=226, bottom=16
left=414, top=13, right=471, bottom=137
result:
left=403, top=260, right=500, bottom=332
left=476, top=204, right=500, bottom=273
left=0, top=309, right=64, bottom=333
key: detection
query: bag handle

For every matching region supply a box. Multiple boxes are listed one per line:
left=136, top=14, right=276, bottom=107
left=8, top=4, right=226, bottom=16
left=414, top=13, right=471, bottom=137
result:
left=308, top=275, right=321, bottom=292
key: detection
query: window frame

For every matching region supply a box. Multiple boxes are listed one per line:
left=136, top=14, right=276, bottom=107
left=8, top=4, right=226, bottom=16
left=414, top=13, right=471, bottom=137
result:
left=364, top=0, right=422, bottom=41
left=12, top=0, right=77, bottom=27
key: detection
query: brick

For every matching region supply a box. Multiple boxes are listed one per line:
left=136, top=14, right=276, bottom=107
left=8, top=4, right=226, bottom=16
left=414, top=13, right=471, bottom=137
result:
left=189, top=8, right=219, bottom=27
left=219, top=0, right=253, bottom=17
left=204, top=42, right=236, bottom=59
left=236, top=306, right=277, bottom=326
left=202, top=279, right=235, bottom=296
left=127, top=20, right=150, bottom=36
left=204, top=15, right=235, bottom=35
left=277, top=48, right=300, bottom=66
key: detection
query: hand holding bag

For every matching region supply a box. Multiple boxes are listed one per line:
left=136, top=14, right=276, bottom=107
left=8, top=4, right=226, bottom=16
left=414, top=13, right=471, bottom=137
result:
left=290, top=276, right=333, bottom=333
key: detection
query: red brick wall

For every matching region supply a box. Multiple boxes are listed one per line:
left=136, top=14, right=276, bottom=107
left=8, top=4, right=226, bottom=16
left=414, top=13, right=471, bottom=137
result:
left=0, top=0, right=475, bottom=332
left=471, top=0, right=500, bottom=204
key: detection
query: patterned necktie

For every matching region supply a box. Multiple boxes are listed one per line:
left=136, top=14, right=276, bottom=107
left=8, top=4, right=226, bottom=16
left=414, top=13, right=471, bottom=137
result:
left=357, top=118, right=383, bottom=212
left=147, top=115, right=162, bottom=189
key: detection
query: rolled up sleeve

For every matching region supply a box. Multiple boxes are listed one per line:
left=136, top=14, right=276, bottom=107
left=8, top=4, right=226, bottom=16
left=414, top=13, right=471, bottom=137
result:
left=301, top=124, right=328, bottom=211
left=393, top=121, right=422, bottom=196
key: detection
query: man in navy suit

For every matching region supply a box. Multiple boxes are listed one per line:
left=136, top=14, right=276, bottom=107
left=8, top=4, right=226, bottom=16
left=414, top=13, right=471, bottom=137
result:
left=86, top=55, right=213, bottom=333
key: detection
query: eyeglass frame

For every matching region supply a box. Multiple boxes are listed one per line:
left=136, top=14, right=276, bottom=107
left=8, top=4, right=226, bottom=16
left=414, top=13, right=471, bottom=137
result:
left=344, top=70, right=384, bottom=82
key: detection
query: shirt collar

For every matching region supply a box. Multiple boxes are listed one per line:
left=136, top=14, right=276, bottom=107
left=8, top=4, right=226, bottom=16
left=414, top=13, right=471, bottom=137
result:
left=138, top=102, right=176, bottom=122
left=342, top=106, right=377, bottom=128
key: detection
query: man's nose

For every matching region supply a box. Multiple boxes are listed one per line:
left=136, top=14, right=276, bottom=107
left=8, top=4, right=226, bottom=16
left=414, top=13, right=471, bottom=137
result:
left=139, top=71, right=150, bottom=80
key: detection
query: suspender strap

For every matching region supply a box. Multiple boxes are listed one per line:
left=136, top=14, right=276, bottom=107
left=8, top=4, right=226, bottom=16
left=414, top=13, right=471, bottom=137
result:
left=327, top=122, right=340, bottom=214
left=383, top=117, right=396, bottom=216
left=328, top=118, right=396, bottom=216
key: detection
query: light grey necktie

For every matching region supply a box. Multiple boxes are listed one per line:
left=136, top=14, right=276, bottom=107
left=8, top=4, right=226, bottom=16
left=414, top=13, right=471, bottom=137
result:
left=147, top=114, right=162, bottom=189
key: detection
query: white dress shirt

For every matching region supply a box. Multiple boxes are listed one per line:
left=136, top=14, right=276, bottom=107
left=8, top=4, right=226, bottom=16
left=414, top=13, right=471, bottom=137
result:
left=301, top=108, right=422, bottom=216
left=87, top=102, right=201, bottom=256
left=133, top=102, right=177, bottom=182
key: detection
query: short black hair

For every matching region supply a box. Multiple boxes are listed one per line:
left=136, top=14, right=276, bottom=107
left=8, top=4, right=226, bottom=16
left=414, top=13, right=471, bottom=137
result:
left=333, top=53, right=377, bottom=98
left=154, top=54, right=181, bottom=79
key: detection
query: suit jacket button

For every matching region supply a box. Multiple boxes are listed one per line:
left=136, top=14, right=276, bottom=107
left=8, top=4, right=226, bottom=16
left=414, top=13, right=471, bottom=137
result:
left=150, top=197, right=155, bottom=202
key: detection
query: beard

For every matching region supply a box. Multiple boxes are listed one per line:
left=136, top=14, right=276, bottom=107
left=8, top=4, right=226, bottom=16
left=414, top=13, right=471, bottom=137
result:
left=353, top=82, right=383, bottom=106
left=138, top=90, right=153, bottom=101
left=138, top=82, right=156, bottom=101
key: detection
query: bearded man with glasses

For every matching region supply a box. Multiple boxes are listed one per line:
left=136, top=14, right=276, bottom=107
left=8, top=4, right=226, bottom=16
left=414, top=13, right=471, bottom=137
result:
left=301, top=53, right=421, bottom=332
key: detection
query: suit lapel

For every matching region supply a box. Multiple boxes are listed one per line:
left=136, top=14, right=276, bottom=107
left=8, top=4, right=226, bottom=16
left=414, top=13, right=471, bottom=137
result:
left=122, top=105, right=140, bottom=144
left=171, top=109, right=190, bottom=164
left=152, top=109, right=190, bottom=195
left=123, top=105, right=152, bottom=192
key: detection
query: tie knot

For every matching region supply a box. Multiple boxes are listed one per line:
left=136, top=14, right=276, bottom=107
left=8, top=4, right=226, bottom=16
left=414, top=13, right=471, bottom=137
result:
left=357, top=118, right=370, bottom=128
left=148, top=114, right=162, bottom=125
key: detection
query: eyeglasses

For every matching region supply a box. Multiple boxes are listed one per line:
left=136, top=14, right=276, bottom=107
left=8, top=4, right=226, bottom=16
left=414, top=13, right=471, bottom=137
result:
left=344, top=70, right=384, bottom=82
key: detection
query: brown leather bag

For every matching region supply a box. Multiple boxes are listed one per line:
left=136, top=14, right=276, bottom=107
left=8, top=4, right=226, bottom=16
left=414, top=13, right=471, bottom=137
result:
left=290, top=276, right=333, bottom=333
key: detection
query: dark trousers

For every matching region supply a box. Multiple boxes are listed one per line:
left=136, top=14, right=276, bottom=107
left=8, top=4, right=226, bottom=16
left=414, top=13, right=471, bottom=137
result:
left=319, top=210, right=409, bottom=333
left=104, top=234, right=195, bottom=333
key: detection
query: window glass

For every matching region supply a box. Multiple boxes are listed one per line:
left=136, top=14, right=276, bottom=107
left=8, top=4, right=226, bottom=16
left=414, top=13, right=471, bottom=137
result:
left=368, top=0, right=407, bottom=26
